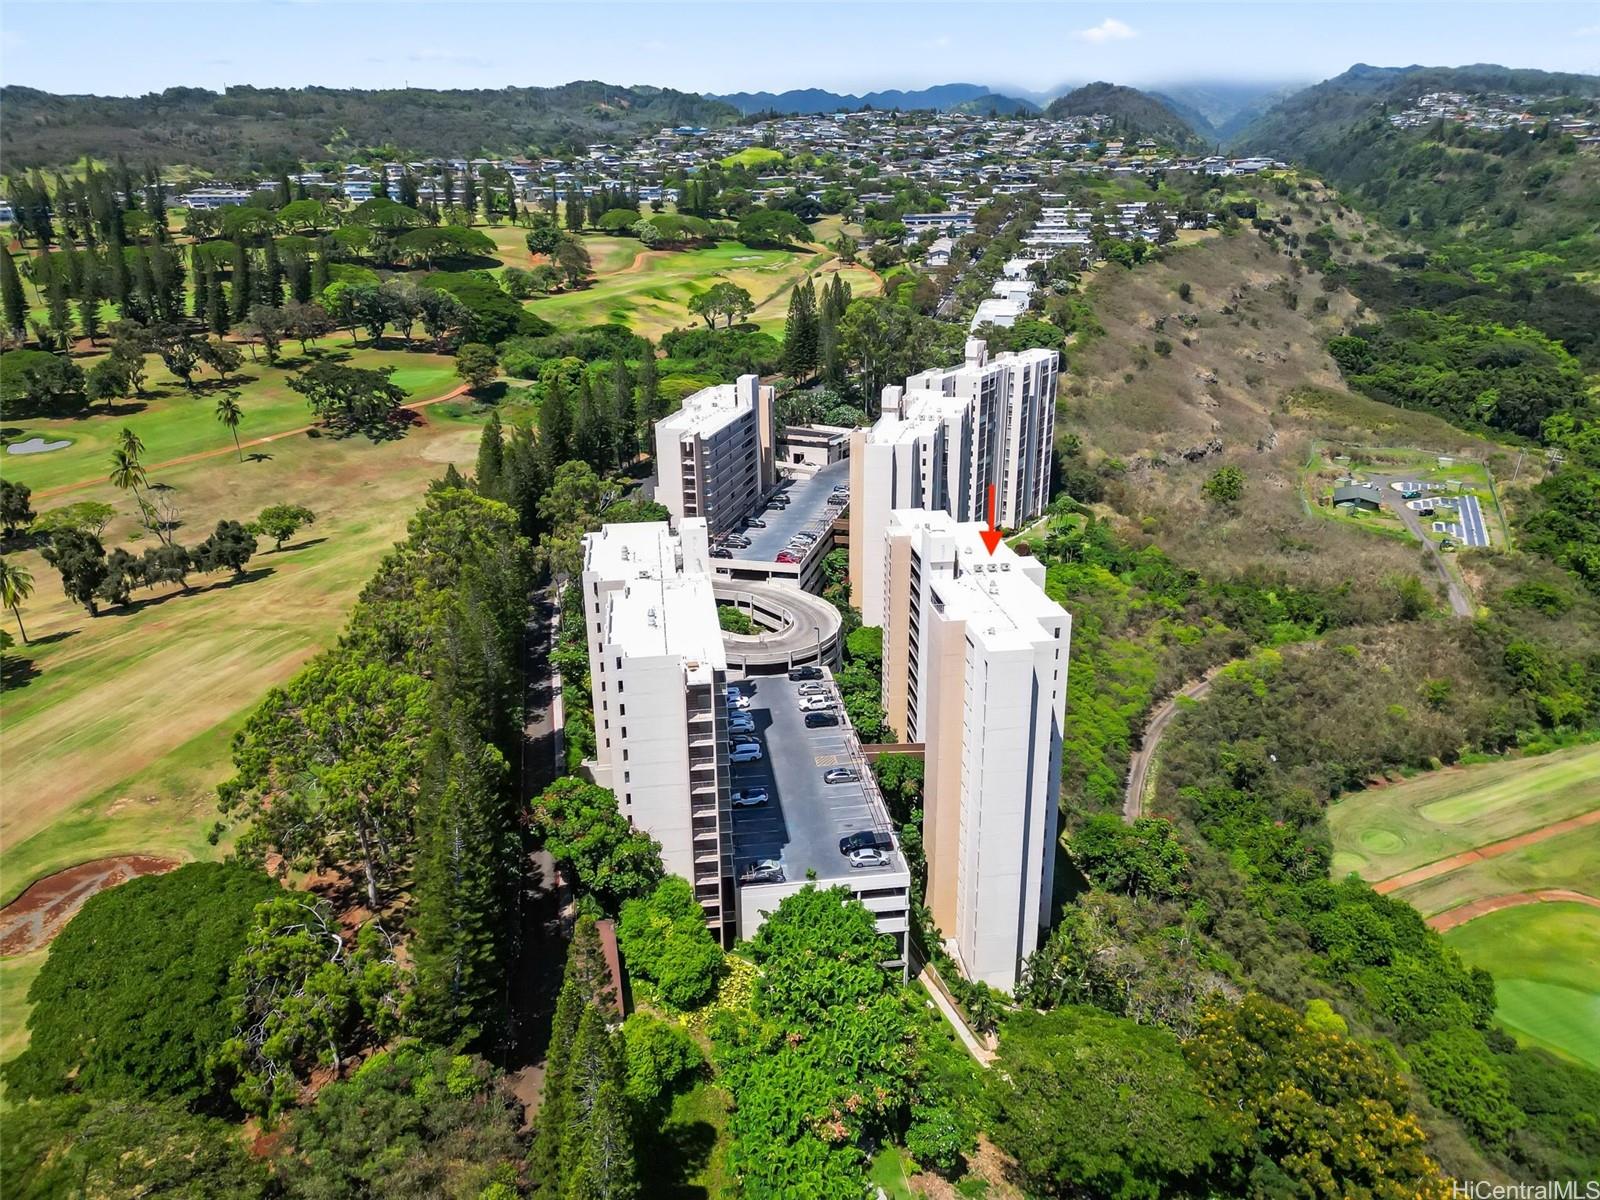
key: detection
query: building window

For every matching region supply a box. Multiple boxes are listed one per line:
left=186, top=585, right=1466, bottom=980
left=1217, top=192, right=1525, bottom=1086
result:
left=619, top=704, right=626, bottom=716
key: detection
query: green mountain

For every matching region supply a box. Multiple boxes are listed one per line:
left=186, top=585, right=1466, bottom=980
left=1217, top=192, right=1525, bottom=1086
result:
left=0, top=81, right=741, bottom=171
left=1231, top=62, right=1600, bottom=159
left=950, top=93, right=1041, bottom=117
left=1044, top=82, right=1206, bottom=149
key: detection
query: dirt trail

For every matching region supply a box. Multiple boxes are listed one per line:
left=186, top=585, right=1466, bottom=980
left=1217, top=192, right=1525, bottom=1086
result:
left=32, top=383, right=473, bottom=502
left=1427, top=888, right=1600, bottom=932
left=1122, top=666, right=1225, bottom=822
left=1372, top=808, right=1600, bottom=895
left=1, top=854, right=180, bottom=954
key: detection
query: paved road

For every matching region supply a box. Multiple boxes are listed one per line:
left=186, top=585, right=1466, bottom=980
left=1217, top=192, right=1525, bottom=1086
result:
left=1366, top=475, right=1474, bottom=618
left=1122, top=668, right=1222, bottom=823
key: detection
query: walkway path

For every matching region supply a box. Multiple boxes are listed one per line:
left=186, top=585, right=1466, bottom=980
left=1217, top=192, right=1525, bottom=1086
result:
left=917, top=966, right=994, bottom=1067
left=1371, top=808, right=1600, bottom=895
left=1122, top=666, right=1224, bottom=822
left=32, top=383, right=473, bottom=502
left=1427, top=888, right=1600, bottom=932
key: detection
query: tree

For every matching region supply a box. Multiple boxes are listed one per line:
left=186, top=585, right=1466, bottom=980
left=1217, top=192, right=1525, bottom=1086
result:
left=288, top=361, right=407, bottom=436
left=40, top=528, right=108, bottom=615
left=1068, top=814, right=1190, bottom=900
left=3, top=1096, right=272, bottom=1199
left=455, top=341, right=499, bottom=393
left=220, top=654, right=431, bottom=908
left=617, top=876, right=723, bottom=1009
left=621, top=1012, right=703, bottom=1117
left=527, top=777, right=663, bottom=914
left=278, top=1045, right=524, bottom=1200
left=554, top=235, right=593, bottom=288
left=1, top=478, right=36, bottom=538
left=526, top=218, right=563, bottom=256
left=1203, top=464, right=1245, bottom=505
left=4, top=863, right=283, bottom=1106
left=0, top=557, right=33, bottom=644
left=736, top=207, right=812, bottom=248
left=1, top=247, right=28, bottom=335
left=988, top=1006, right=1239, bottom=1199
left=30, top=500, right=114, bottom=541
left=535, top=460, right=605, bottom=579
left=252, top=503, right=316, bottom=551
left=475, top=411, right=504, bottom=498
left=281, top=299, right=332, bottom=352
left=688, top=281, right=755, bottom=329
left=782, top=278, right=820, bottom=379
left=1184, top=995, right=1452, bottom=1199
left=217, top=895, right=401, bottom=1119
left=215, top=391, right=244, bottom=461
left=192, top=519, right=257, bottom=576
left=201, top=337, right=244, bottom=381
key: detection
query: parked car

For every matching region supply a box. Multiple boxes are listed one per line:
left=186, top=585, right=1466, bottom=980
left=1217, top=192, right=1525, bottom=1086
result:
left=1419, top=507, right=1436, bottom=517
left=728, top=713, right=755, bottom=733
left=788, top=666, right=824, bottom=681
left=799, top=695, right=833, bottom=712
left=730, top=731, right=760, bottom=746
left=797, top=682, right=827, bottom=696
left=839, top=830, right=891, bottom=855
left=730, top=743, right=764, bottom=763
left=805, top=711, right=839, bottom=728
left=832, top=484, right=849, bottom=493
left=1401, top=489, right=1422, bottom=500
left=725, top=535, right=751, bottom=548
left=823, top=767, right=859, bottom=785
left=775, top=551, right=800, bottom=564
left=740, top=858, right=783, bottom=884
left=726, top=692, right=751, bottom=710
left=746, top=518, right=767, bottom=529
left=710, top=548, right=733, bottom=559
left=847, top=848, right=888, bottom=869
left=731, top=787, right=769, bottom=808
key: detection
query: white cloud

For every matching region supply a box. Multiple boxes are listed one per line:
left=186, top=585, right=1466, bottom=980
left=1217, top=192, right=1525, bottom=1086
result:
left=1075, top=17, right=1136, bottom=44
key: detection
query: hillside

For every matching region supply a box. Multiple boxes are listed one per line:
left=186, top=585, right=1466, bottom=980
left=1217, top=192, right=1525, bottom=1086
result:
left=1045, top=82, right=1206, bottom=149
left=950, top=92, right=1041, bottom=117
left=0, top=81, right=740, bottom=170
left=710, top=82, right=1029, bottom=115
left=1232, top=62, right=1600, bottom=159
left=1145, top=79, right=1308, bottom=139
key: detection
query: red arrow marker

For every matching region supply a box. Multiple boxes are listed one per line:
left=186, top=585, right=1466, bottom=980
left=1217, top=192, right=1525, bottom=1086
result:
left=980, top=484, right=1003, bottom=555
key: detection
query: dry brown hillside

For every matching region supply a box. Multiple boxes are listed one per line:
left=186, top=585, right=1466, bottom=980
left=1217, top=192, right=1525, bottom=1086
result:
left=1061, top=199, right=1505, bottom=591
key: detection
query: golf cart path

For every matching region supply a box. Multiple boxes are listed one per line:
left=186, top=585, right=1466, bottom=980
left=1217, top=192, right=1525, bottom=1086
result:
left=1371, top=808, right=1600, bottom=895
left=1426, top=888, right=1600, bottom=932
left=1122, top=665, right=1226, bottom=823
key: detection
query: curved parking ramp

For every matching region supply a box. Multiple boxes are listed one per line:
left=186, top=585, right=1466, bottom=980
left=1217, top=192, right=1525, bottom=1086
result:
left=714, top=579, right=842, bottom=674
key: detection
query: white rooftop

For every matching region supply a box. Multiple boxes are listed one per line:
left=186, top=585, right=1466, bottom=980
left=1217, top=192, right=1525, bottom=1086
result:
left=583, top=520, right=726, bottom=681
left=655, top=374, right=760, bottom=441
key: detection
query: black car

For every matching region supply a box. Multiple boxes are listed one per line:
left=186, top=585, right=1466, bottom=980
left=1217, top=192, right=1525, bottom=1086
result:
left=710, top=548, right=733, bottom=558
left=804, top=711, right=839, bottom=728
left=839, top=830, right=891, bottom=855
left=788, top=666, right=823, bottom=681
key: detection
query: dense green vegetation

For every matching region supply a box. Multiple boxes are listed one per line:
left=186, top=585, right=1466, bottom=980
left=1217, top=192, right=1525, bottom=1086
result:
left=1045, top=82, right=1207, bottom=150
left=0, top=82, right=740, bottom=170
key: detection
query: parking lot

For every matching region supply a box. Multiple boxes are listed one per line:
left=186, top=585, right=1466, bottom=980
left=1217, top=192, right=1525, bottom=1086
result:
left=725, top=672, right=899, bottom=885
left=728, top=458, right=849, bottom=562
left=1432, top=495, right=1489, bottom=547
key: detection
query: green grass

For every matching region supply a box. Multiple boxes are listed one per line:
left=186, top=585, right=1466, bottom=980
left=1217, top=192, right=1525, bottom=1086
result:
left=1327, top=743, right=1600, bottom=882
left=3, top=337, right=459, bottom=495
left=524, top=239, right=874, bottom=343
left=0, top=951, right=45, bottom=1077
left=869, top=1146, right=922, bottom=1199
left=1444, top=902, right=1600, bottom=1068
left=1, top=399, right=488, bottom=909
left=644, top=1079, right=737, bottom=1200
left=719, top=147, right=785, bottom=170
left=1390, top=821, right=1600, bottom=917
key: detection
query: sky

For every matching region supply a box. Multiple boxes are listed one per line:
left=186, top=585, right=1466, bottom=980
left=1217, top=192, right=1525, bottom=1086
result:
left=1, top=1, right=1597, bottom=99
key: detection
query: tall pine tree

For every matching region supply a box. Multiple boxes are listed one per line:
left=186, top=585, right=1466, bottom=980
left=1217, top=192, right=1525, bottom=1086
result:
left=476, top=410, right=505, bottom=499
left=782, top=278, right=819, bottom=380
left=0, top=249, right=26, bottom=336
left=609, top=357, right=635, bottom=469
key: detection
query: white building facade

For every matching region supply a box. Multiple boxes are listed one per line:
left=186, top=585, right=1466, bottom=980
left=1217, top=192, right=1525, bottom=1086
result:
left=879, top=509, right=1070, bottom=991
left=581, top=520, right=737, bottom=943
left=654, top=374, right=776, bottom=534
left=849, top=339, right=1059, bottom=626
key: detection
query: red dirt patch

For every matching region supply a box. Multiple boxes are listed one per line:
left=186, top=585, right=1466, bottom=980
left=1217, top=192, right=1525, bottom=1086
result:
left=1427, top=888, right=1600, bottom=932
left=0, top=854, right=181, bottom=955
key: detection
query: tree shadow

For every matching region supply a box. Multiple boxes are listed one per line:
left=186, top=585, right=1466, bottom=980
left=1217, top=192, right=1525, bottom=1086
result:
left=100, top=565, right=275, bottom=618
left=640, top=1110, right=718, bottom=1200
left=1, top=651, right=42, bottom=691
left=273, top=536, right=328, bottom=554
left=245, top=451, right=276, bottom=463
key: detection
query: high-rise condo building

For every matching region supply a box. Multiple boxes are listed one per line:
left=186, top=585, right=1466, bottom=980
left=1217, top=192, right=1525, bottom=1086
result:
left=654, top=374, right=777, bottom=534
left=580, top=519, right=736, bottom=942
left=879, top=509, right=1070, bottom=991
left=849, top=339, right=1058, bottom=626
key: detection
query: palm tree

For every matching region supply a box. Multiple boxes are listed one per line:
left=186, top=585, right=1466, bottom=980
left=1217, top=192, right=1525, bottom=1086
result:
left=0, top=557, right=33, bottom=645
left=109, top=446, right=166, bottom=546
left=216, top=392, right=244, bottom=461
left=117, top=427, right=146, bottom=460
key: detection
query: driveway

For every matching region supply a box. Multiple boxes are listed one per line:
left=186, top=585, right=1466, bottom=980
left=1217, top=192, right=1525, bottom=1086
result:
left=1365, top=475, right=1474, bottom=618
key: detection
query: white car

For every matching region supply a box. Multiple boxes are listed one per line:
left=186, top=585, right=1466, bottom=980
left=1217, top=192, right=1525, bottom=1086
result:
left=797, top=682, right=828, bottom=696
left=730, top=743, right=764, bottom=763
left=726, top=693, right=751, bottom=710
left=799, top=695, right=833, bottom=713
left=740, top=858, right=784, bottom=884
left=728, top=713, right=755, bottom=733
left=847, top=848, right=888, bottom=869
left=731, top=787, right=769, bottom=807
